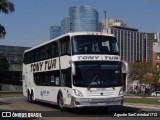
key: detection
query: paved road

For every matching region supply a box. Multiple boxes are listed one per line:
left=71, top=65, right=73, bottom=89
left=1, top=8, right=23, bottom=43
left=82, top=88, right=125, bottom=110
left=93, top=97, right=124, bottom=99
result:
left=0, top=96, right=159, bottom=120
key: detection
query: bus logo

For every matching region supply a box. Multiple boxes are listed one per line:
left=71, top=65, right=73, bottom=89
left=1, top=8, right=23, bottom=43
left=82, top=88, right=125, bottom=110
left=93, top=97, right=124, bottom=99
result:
left=100, top=92, right=103, bottom=96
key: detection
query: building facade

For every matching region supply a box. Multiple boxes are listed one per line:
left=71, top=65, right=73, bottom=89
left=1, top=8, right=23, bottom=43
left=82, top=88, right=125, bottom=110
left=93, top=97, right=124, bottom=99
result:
left=153, top=42, right=160, bottom=82
left=108, top=26, right=146, bottom=62
left=61, top=16, right=70, bottom=34
left=0, top=45, right=29, bottom=85
left=69, top=6, right=98, bottom=32
left=145, top=33, right=157, bottom=62
left=102, top=19, right=146, bottom=62
left=50, top=26, right=61, bottom=39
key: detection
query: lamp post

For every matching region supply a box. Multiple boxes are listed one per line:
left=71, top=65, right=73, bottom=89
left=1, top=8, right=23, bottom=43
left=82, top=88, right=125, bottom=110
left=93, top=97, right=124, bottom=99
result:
left=104, top=10, right=106, bottom=33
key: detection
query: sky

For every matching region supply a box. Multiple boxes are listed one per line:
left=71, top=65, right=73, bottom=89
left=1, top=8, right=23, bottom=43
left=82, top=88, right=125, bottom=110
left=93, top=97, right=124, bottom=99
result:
left=0, top=0, right=160, bottom=47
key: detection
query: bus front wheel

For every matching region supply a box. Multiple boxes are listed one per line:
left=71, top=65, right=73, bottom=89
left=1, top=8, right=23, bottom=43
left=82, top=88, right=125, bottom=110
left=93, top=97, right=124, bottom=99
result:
left=58, top=93, right=64, bottom=111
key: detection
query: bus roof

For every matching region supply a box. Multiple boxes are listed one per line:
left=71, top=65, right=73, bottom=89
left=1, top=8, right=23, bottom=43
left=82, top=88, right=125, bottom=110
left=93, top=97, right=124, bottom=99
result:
left=24, top=32, right=115, bottom=53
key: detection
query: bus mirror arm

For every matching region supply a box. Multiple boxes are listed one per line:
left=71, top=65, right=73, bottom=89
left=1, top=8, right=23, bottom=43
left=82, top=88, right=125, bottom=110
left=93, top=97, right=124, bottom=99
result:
left=72, top=62, right=76, bottom=75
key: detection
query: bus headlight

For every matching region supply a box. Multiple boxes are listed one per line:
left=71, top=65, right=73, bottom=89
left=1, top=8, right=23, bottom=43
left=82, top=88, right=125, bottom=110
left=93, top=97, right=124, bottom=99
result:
left=73, top=89, right=83, bottom=97
left=119, top=89, right=123, bottom=95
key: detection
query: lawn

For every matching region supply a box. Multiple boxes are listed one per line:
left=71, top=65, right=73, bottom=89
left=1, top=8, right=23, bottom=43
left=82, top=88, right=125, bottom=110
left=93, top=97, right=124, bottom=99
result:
left=0, top=91, right=22, bottom=97
left=124, top=98, right=160, bottom=105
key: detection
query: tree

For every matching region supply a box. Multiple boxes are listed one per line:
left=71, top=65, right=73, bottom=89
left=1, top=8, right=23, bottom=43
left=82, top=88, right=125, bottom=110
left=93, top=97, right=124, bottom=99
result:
left=129, top=62, right=159, bottom=84
left=0, top=0, right=15, bottom=38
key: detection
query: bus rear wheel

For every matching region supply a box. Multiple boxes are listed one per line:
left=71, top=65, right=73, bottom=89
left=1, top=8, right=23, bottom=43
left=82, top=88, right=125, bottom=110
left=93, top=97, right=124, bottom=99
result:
left=30, top=91, right=35, bottom=103
left=27, top=90, right=31, bottom=102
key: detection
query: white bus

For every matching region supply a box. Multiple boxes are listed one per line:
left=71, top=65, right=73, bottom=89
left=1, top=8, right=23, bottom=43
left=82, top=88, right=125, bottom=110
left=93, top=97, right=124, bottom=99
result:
left=23, top=32, right=129, bottom=110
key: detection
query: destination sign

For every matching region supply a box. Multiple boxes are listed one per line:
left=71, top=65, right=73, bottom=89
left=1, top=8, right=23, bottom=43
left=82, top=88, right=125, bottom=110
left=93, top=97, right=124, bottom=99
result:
left=72, top=55, right=121, bottom=61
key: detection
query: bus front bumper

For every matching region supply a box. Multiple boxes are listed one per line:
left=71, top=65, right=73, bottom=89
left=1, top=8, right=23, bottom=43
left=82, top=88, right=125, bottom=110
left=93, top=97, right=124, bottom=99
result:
left=69, top=96, right=123, bottom=108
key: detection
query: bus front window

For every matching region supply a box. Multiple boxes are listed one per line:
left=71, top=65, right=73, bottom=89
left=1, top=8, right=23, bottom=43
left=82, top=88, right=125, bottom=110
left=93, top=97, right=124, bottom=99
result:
left=72, top=35, right=119, bottom=55
left=73, top=62, right=122, bottom=88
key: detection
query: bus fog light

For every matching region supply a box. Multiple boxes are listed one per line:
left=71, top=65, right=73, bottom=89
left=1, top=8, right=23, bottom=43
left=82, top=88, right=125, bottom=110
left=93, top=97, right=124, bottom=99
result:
left=74, top=101, right=80, bottom=105
left=73, top=89, right=83, bottom=97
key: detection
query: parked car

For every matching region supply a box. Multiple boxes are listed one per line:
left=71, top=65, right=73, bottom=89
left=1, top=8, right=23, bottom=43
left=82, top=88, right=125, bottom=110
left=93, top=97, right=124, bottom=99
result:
left=151, top=91, right=160, bottom=96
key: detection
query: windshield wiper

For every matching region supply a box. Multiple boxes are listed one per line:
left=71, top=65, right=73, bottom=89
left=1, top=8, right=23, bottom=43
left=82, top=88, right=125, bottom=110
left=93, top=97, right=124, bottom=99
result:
left=87, top=82, right=97, bottom=90
left=87, top=75, right=98, bottom=90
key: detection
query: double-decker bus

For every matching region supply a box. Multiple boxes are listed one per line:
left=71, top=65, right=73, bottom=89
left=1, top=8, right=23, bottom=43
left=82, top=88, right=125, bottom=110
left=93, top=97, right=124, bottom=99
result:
left=23, top=32, right=129, bottom=110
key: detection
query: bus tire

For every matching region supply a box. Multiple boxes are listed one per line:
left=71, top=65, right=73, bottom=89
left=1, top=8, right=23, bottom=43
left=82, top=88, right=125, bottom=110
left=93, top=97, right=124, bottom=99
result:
left=57, top=93, right=64, bottom=111
left=27, top=90, right=31, bottom=102
left=30, top=90, right=35, bottom=103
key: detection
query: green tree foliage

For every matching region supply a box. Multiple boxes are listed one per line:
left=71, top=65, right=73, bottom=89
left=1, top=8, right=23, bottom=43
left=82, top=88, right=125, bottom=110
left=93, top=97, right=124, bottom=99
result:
left=0, top=56, right=9, bottom=71
left=0, top=0, right=15, bottom=38
left=129, top=62, right=158, bottom=84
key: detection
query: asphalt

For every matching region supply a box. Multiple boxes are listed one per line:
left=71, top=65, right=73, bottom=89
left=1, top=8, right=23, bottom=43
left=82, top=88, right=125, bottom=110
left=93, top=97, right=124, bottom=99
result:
left=0, top=92, right=160, bottom=110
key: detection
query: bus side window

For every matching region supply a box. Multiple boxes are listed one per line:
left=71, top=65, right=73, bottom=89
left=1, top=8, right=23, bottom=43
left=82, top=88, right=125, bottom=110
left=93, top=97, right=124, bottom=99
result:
left=27, top=52, right=31, bottom=64
left=40, top=47, right=45, bottom=60
left=50, top=74, right=55, bottom=86
left=48, top=44, right=52, bottom=59
left=53, top=42, right=59, bottom=57
left=61, top=68, right=71, bottom=88
left=23, top=53, right=28, bottom=64
left=60, top=36, right=71, bottom=56
left=51, top=42, right=59, bottom=58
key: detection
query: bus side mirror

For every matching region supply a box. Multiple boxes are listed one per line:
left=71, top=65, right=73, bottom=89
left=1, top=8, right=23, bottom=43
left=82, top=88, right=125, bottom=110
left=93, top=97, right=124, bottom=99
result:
left=122, top=61, right=129, bottom=74
left=72, top=62, right=76, bottom=75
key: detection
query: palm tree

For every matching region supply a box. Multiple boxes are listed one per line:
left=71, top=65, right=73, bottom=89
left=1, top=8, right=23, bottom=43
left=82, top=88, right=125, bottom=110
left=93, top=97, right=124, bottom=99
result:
left=0, top=0, right=15, bottom=38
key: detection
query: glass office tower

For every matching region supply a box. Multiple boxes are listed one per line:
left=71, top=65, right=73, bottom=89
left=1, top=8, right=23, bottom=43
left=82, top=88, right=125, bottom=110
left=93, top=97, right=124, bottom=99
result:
left=61, top=16, right=70, bottom=34
left=50, top=26, right=61, bottom=39
left=69, top=6, right=98, bottom=32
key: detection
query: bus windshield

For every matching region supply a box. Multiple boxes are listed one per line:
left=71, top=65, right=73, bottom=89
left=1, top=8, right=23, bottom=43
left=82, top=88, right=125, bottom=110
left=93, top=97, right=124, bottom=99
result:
left=72, top=35, right=119, bottom=55
left=73, top=61, right=122, bottom=88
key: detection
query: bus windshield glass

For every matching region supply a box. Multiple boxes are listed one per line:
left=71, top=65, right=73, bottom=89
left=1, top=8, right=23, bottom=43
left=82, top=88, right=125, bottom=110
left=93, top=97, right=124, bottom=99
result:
left=72, top=35, right=119, bottom=55
left=73, top=61, right=122, bottom=88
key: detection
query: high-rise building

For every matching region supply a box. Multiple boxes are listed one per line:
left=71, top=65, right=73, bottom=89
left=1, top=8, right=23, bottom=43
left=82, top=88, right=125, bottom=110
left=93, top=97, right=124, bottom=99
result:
left=102, top=19, right=127, bottom=32
left=154, top=33, right=160, bottom=42
left=61, top=16, right=70, bottom=34
left=145, top=33, right=157, bottom=62
left=152, top=42, right=160, bottom=82
left=50, top=26, right=61, bottom=39
left=102, top=19, right=146, bottom=62
left=69, top=6, right=98, bottom=32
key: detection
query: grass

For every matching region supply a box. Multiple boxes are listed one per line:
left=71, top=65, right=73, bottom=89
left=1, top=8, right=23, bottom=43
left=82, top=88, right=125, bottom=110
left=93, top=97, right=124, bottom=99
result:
left=124, top=98, right=160, bottom=105
left=126, top=94, right=151, bottom=97
left=0, top=91, right=23, bottom=97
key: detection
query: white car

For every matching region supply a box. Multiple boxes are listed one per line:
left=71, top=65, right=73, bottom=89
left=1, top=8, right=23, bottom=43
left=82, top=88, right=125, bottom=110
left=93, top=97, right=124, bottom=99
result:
left=151, top=91, right=160, bottom=96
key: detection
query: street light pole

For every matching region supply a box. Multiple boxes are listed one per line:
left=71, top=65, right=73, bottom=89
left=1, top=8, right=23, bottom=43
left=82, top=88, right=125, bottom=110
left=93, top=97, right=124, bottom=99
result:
left=104, top=10, right=106, bottom=33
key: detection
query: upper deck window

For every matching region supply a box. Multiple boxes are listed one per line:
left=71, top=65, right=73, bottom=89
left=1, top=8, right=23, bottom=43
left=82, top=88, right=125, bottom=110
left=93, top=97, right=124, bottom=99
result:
left=72, top=35, right=119, bottom=55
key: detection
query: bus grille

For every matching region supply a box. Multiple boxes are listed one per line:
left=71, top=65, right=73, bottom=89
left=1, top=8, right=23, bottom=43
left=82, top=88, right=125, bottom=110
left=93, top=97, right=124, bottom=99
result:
left=86, top=89, right=116, bottom=96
